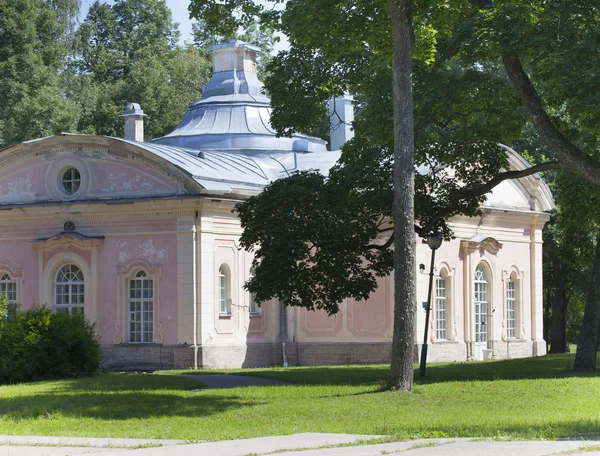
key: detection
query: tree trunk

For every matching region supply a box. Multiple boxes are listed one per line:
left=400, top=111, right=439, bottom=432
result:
left=574, top=232, right=600, bottom=371
left=387, top=0, right=416, bottom=391
left=502, top=53, right=600, bottom=185
left=548, top=254, right=567, bottom=353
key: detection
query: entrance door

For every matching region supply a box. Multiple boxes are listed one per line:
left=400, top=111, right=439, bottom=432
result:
left=474, top=264, right=489, bottom=360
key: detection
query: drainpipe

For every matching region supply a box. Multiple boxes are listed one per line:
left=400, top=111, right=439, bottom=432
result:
left=280, top=300, right=289, bottom=367
left=193, top=209, right=199, bottom=369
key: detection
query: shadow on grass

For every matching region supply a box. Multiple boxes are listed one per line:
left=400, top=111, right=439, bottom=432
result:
left=417, top=353, right=600, bottom=384
left=172, top=353, right=600, bottom=387
left=0, top=374, right=264, bottom=422
left=0, top=392, right=256, bottom=422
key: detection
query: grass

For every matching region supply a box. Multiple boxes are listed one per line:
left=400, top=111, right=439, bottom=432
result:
left=0, top=354, right=599, bottom=441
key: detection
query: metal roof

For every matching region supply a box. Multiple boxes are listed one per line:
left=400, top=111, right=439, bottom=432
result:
left=151, top=40, right=328, bottom=154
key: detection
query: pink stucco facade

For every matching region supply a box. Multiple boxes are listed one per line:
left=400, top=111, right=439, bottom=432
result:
left=0, top=38, right=557, bottom=369
left=0, top=134, right=553, bottom=369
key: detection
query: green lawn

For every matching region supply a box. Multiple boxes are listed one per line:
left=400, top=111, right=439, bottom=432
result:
left=0, top=354, right=599, bottom=441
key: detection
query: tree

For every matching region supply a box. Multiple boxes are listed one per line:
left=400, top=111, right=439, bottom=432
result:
left=191, top=0, right=600, bottom=378
left=483, top=0, right=600, bottom=370
left=0, top=0, right=80, bottom=147
left=192, top=19, right=276, bottom=79
left=189, top=0, right=554, bottom=390
left=69, top=0, right=211, bottom=139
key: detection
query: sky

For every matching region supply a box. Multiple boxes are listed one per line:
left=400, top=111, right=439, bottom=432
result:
left=79, top=0, right=289, bottom=52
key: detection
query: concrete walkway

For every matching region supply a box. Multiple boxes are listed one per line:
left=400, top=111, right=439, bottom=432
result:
left=2, top=434, right=600, bottom=456
left=0, top=435, right=185, bottom=456
left=183, top=374, right=290, bottom=388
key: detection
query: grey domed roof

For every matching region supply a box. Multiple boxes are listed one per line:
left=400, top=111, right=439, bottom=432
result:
left=151, top=40, right=327, bottom=155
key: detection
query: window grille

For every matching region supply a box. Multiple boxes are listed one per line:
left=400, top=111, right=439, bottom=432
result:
left=435, top=276, right=447, bottom=340
left=129, top=271, right=154, bottom=343
left=54, top=264, right=84, bottom=315
left=506, top=278, right=516, bottom=339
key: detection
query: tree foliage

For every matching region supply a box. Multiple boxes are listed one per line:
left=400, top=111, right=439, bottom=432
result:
left=70, top=0, right=211, bottom=139
left=190, top=0, right=600, bottom=378
left=0, top=0, right=80, bottom=147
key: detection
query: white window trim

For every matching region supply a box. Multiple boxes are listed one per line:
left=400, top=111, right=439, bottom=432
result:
left=248, top=268, right=261, bottom=316
left=0, top=266, right=23, bottom=306
left=474, top=264, right=490, bottom=345
left=128, top=271, right=154, bottom=344
left=431, top=263, right=455, bottom=343
left=115, top=261, right=162, bottom=344
left=435, top=275, right=448, bottom=341
left=0, top=273, right=17, bottom=304
left=218, top=265, right=231, bottom=316
left=502, top=268, right=525, bottom=341
left=53, top=264, right=85, bottom=315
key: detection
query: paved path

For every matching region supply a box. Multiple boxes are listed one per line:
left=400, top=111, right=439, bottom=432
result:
left=0, top=435, right=185, bottom=456
left=2, top=434, right=600, bottom=456
left=183, top=374, right=290, bottom=388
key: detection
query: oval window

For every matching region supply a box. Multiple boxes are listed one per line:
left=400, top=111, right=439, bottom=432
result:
left=61, top=167, right=81, bottom=194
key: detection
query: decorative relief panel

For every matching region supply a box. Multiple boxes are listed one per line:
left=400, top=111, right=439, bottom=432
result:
left=348, top=276, right=392, bottom=337
left=300, top=307, right=342, bottom=337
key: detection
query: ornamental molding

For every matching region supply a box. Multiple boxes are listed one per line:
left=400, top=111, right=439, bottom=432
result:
left=126, top=153, right=190, bottom=191
left=0, top=210, right=196, bottom=225
left=460, top=236, right=503, bottom=255
left=32, top=232, right=105, bottom=252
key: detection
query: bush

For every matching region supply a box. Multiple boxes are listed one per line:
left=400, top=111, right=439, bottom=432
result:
left=0, top=302, right=101, bottom=384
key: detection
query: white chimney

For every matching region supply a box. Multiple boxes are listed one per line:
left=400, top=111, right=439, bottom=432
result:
left=328, top=94, right=354, bottom=151
left=121, top=102, right=147, bottom=142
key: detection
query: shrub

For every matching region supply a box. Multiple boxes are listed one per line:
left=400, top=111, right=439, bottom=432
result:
left=0, top=304, right=101, bottom=384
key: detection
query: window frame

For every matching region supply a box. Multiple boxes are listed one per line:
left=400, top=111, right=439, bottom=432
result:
left=128, top=270, right=154, bottom=344
left=248, top=267, right=260, bottom=316
left=53, top=264, right=85, bottom=316
left=474, top=263, right=490, bottom=345
left=218, top=264, right=231, bottom=315
left=503, top=268, right=523, bottom=341
left=0, top=273, right=17, bottom=304
left=60, top=166, right=82, bottom=195
left=435, top=275, right=448, bottom=341
left=115, top=260, right=162, bottom=345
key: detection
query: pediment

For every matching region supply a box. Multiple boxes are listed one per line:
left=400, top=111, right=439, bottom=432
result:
left=33, top=229, right=104, bottom=251
left=0, top=136, right=198, bottom=206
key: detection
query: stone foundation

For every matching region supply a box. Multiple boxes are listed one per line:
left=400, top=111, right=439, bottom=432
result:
left=101, top=339, right=543, bottom=370
left=425, top=341, right=468, bottom=362
left=101, top=344, right=196, bottom=371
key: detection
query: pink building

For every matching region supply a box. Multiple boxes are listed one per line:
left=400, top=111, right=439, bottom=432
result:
left=0, top=41, right=554, bottom=369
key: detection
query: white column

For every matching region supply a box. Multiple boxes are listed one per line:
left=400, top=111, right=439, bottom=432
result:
left=177, top=216, right=197, bottom=345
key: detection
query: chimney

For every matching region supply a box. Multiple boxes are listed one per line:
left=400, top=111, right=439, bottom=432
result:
left=328, top=94, right=354, bottom=151
left=121, top=102, right=147, bottom=142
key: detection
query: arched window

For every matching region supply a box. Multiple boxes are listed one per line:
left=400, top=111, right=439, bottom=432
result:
left=129, top=270, right=153, bottom=343
left=54, top=264, right=84, bottom=315
left=0, top=273, right=17, bottom=303
left=506, top=274, right=518, bottom=339
left=474, top=264, right=489, bottom=345
left=435, top=275, right=448, bottom=340
left=218, top=265, right=230, bottom=315
left=249, top=267, right=260, bottom=315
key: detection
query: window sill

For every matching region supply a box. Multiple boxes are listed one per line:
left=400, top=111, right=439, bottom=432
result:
left=122, top=342, right=155, bottom=345
left=432, top=339, right=458, bottom=344
left=250, top=312, right=262, bottom=318
left=219, top=313, right=232, bottom=319
left=505, top=338, right=527, bottom=343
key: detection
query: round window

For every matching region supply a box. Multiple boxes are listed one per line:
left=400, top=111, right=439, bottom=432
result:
left=61, top=167, right=81, bottom=195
